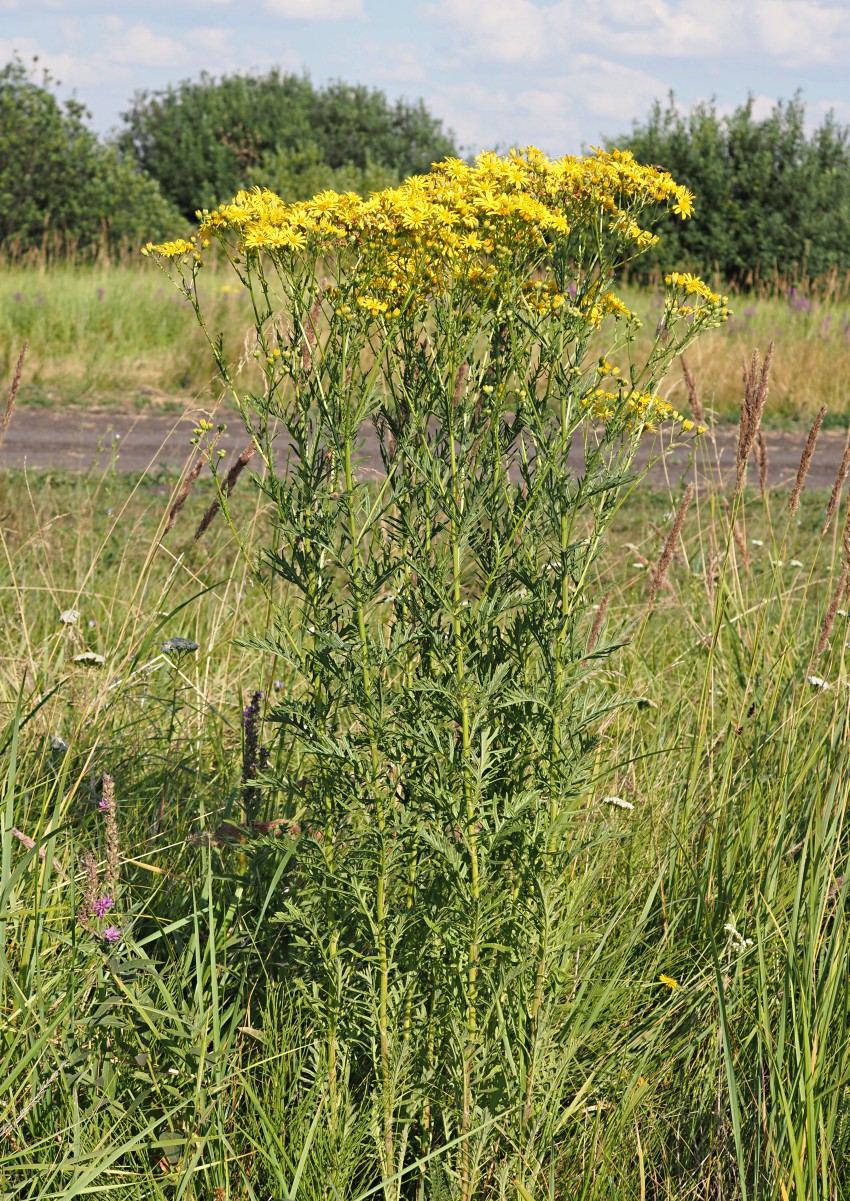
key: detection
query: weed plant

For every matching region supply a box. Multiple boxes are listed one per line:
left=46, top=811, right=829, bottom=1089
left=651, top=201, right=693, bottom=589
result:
left=145, top=148, right=724, bottom=1200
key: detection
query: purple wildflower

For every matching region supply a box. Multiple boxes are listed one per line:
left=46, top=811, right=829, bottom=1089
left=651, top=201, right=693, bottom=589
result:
left=93, top=895, right=114, bottom=919
left=102, top=925, right=121, bottom=942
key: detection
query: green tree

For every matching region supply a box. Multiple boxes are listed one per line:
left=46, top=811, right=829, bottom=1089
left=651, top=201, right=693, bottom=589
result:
left=0, top=56, right=182, bottom=254
left=117, top=69, right=458, bottom=218
left=611, top=93, right=850, bottom=283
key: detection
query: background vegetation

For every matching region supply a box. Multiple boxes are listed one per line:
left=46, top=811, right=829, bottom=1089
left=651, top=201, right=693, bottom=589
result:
left=117, top=70, right=458, bottom=217
left=3, top=259, right=850, bottom=423
left=0, top=58, right=183, bottom=255
left=0, top=56, right=457, bottom=257
left=612, top=93, right=850, bottom=284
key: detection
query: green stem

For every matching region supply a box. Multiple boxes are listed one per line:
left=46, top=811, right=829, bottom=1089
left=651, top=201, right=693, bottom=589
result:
left=343, top=433, right=393, bottom=1177
left=448, top=378, right=479, bottom=1201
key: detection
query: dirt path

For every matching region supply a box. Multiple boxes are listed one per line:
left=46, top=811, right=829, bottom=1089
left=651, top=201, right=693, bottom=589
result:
left=0, top=405, right=847, bottom=490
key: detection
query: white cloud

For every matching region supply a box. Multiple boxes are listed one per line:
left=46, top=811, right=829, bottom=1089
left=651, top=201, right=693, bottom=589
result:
left=0, top=35, right=115, bottom=86
left=363, top=41, right=426, bottom=83
left=424, top=0, right=850, bottom=67
left=193, top=27, right=233, bottom=53
left=105, top=23, right=191, bottom=69
left=264, top=0, right=363, bottom=19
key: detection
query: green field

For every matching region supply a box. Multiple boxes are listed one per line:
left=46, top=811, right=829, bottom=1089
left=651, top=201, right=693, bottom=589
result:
left=4, top=261, right=850, bottom=423
left=2, top=447, right=850, bottom=1197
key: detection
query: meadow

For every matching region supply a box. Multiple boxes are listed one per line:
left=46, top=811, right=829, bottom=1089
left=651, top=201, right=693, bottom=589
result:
left=3, top=256, right=850, bottom=424
left=2, top=443, right=850, bottom=1198
left=3, top=149, right=850, bottom=1201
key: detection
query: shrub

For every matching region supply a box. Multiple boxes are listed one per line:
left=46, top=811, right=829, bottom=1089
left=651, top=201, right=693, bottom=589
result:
left=119, top=70, right=458, bottom=219
left=147, top=150, right=725, bottom=1196
left=0, top=56, right=182, bottom=256
left=612, top=93, right=850, bottom=284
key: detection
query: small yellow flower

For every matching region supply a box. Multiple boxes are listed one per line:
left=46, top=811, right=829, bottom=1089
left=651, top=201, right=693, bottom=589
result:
left=659, top=974, right=679, bottom=990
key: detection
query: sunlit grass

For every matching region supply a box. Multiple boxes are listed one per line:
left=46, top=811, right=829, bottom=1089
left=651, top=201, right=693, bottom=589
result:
left=3, top=262, right=850, bottom=421
left=1, top=447, right=849, bottom=1197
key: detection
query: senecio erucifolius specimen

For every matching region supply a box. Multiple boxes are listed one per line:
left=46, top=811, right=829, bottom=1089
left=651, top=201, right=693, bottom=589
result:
left=145, top=146, right=725, bottom=435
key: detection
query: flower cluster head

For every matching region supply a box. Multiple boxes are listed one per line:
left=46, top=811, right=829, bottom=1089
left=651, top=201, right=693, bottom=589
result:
left=161, top=636, right=200, bottom=656
left=145, top=146, right=710, bottom=325
left=146, top=147, right=726, bottom=440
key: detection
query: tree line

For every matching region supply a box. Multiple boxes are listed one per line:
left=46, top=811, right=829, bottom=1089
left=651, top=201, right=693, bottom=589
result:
left=3, top=54, right=850, bottom=283
left=0, top=57, right=457, bottom=255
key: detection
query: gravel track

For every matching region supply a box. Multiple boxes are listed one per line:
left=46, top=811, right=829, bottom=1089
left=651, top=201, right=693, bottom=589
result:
left=1, top=406, right=848, bottom=491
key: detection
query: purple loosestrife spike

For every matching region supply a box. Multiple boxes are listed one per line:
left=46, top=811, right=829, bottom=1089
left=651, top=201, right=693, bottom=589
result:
left=102, top=926, right=121, bottom=942
left=100, top=773, right=120, bottom=893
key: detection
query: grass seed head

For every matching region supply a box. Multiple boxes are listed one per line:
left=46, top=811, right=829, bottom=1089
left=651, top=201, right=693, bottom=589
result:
left=789, top=402, right=827, bottom=517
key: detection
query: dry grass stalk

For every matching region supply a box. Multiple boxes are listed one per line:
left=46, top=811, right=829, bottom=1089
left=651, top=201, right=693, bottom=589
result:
left=79, top=851, right=100, bottom=928
left=721, top=496, right=749, bottom=568
left=194, top=442, right=255, bottom=540
left=453, top=362, right=469, bottom=408
left=1, top=339, right=27, bottom=445
left=586, top=593, right=610, bottom=656
left=753, top=431, right=768, bottom=496
left=816, top=567, right=849, bottom=660
left=680, top=354, right=704, bottom=423
left=11, top=827, right=68, bottom=879
left=165, top=454, right=204, bottom=533
left=823, top=434, right=850, bottom=533
left=788, top=403, right=827, bottom=517
left=302, top=297, right=322, bottom=374
left=735, top=343, right=774, bottom=492
left=648, top=484, right=694, bottom=607
left=842, top=497, right=850, bottom=571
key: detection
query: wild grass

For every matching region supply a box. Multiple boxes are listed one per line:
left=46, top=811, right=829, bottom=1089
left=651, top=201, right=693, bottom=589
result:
left=2, top=434, right=850, bottom=1198
left=3, top=260, right=850, bottom=422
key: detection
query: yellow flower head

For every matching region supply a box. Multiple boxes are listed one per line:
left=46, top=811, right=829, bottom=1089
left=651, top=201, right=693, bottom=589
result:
left=659, top=974, right=679, bottom=990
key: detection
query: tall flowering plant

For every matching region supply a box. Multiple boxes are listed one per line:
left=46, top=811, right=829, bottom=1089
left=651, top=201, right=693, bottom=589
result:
left=147, top=148, right=726, bottom=1200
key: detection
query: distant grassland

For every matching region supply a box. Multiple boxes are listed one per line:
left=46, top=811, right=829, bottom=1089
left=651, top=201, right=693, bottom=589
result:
left=3, top=260, right=850, bottom=424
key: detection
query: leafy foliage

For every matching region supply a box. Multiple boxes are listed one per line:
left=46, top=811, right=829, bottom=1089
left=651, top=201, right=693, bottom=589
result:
left=0, top=56, right=182, bottom=254
left=612, top=93, right=850, bottom=282
left=118, top=70, right=459, bottom=218
left=144, top=149, right=722, bottom=1198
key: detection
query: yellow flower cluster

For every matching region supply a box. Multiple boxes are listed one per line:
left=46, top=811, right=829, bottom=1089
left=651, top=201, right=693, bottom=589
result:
left=142, top=237, right=197, bottom=260
left=582, top=386, right=706, bottom=435
left=145, top=146, right=698, bottom=320
left=665, top=270, right=729, bottom=319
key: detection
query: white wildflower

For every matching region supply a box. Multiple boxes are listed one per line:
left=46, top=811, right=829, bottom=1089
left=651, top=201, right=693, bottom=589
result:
left=73, top=652, right=105, bottom=666
left=751, top=539, right=764, bottom=547
left=724, top=922, right=753, bottom=952
left=807, top=675, right=830, bottom=690
left=59, top=609, right=80, bottom=625
left=603, top=795, right=634, bottom=811
left=789, top=560, right=803, bottom=568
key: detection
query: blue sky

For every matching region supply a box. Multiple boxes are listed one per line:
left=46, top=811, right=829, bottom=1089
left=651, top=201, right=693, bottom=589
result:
left=2, top=0, right=850, bottom=155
